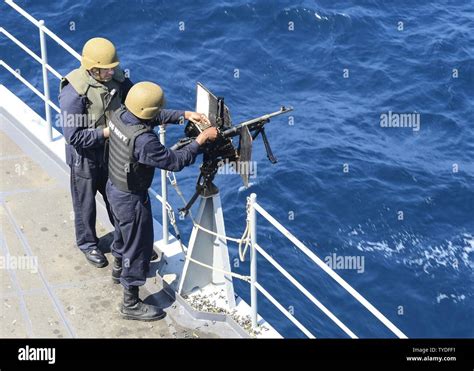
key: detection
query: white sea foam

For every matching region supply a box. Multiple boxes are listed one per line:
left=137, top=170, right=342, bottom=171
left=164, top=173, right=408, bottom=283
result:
left=436, top=293, right=466, bottom=304
left=314, top=12, right=329, bottom=21
left=238, top=182, right=256, bottom=192
left=351, top=230, right=473, bottom=274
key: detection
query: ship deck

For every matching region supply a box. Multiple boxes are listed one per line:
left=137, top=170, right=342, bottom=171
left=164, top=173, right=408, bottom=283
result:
left=0, top=104, right=241, bottom=338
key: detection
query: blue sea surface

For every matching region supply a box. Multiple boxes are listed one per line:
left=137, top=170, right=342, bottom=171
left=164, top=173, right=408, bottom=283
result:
left=1, top=0, right=473, bottom=338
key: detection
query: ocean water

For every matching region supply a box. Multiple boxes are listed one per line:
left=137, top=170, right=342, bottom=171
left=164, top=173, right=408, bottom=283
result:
left=1, top=0, right=473, bottom=338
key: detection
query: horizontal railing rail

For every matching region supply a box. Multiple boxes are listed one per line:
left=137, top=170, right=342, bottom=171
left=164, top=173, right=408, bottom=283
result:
left=0, top=60, right=60, bottom=113
left=5, top=0, right=81, bottom=61
left=250, top=198, right=408, bottom=339
left=0, top=27, right=62, bottom=79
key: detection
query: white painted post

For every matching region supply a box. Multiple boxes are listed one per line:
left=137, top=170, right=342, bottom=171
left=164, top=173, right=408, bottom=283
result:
left=38, top=20, right=52, bottom=142
left=249, top=193, right=258, bottom=329
left=159, top=125, right=168, bottom=245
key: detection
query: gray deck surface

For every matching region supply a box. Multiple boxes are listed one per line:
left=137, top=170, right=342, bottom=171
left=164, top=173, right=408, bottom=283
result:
left=0, top=112, right=240, bottom=338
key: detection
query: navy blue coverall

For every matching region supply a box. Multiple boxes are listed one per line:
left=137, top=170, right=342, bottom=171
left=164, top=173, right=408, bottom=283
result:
left=59, top=80, right=132, bottom=252
left=106, top=109, right=200, bottom=289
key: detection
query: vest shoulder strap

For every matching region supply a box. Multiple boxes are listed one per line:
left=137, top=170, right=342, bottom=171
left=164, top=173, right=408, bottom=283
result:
left=62, top=68, right=91, bottom=96
left=111, top=109, right=152, bottom=159
left=128, top=126, right=152, bottom=159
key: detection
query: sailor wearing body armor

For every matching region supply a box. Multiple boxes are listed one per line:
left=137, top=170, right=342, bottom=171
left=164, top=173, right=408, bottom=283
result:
left=59, top=37, right=134, bottom=268
left=106, top=81, right=218, bottom=321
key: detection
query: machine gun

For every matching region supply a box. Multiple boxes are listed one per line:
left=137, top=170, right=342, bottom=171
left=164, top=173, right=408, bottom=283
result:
left=171, top=83, right=293, bottom=216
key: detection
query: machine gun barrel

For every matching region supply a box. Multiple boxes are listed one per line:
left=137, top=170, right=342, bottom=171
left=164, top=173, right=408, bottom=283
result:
left=172, top=83, right=294, bottom=215
left=170, top=106, right=293, bottom=151
left=221, top=106, right=293, bottom=138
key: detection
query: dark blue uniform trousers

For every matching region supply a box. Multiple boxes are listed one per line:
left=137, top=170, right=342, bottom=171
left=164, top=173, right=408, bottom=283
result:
left=70, top=164, right=114, bottom=252
left=106, top=180, right=154, bottom=289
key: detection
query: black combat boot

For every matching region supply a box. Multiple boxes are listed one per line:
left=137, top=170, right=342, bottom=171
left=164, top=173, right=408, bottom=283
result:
left=120, top=286, right=166, bottom=321
left=112, top=257, right=122, bottom=284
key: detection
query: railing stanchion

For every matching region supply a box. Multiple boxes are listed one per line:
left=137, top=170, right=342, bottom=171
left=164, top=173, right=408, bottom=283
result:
left=159, top=125, right=168, bottom=245
left=249, top=193, right=258, bottom=329
left=38, top=20, right=52, bottom=142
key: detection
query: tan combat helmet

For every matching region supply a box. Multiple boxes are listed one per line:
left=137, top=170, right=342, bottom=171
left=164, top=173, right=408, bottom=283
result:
left=81, top=37, right=119, bottom=70
left=125, top=82, right=166, bottom=121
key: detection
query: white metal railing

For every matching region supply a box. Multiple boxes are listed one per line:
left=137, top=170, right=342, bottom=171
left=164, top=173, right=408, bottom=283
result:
left=1, top=0, right=408, bottom=339
left=248, top=193, right=408, bottom=339
left=254, top=243, right=356, bottom=338
left=5, top=0, right=81, bottom=60
left=0, top=60, right=60, bottom=114
left=0, top=27, right=62, bottom=79
left=1, top=0, right=169, bottom=244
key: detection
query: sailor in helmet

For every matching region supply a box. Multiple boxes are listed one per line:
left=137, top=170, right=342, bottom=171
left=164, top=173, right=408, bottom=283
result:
left=59, top=38, right=208, bottom=271
left=59, top=37, right=132, bottom=268
left=106, top=81, right=217, bottom=321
